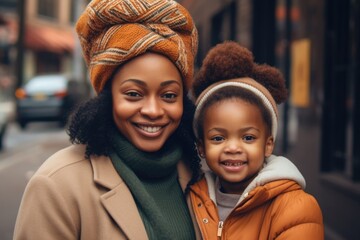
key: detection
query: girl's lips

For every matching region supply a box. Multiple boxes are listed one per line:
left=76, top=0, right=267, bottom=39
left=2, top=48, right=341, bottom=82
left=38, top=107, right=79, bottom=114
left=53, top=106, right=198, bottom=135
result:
left=220, top=160, right=247, bottom=172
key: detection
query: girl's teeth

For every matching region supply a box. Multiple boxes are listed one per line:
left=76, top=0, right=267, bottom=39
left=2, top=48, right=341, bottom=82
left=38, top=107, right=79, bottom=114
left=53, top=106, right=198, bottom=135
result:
left=224, top=162, right=244, bottom=166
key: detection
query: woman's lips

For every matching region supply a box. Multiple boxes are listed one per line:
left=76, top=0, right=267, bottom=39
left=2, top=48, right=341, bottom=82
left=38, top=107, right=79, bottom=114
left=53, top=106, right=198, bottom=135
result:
left=137, top=124, right=162, bottom=133
left=134, top=123, right=167, bottom=137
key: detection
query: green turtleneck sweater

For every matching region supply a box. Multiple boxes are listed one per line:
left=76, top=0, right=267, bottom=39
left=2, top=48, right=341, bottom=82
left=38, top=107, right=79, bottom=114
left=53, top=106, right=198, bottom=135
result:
left=110, top=132, right=195, bottom=240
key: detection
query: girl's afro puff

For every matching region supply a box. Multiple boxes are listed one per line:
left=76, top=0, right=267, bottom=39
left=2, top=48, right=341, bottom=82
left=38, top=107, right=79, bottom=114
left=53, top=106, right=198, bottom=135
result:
left=251, top=64, right=288, bottom=104
left=191, top=41, right=288, bottom=104
left=192, top=41, right=254, bottom=98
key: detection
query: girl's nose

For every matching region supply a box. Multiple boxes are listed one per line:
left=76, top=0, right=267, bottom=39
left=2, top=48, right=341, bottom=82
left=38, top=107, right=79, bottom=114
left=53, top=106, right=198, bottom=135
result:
left=140, top=97, right=164, bottom=119
left=224, top=139, right=242, bottom=154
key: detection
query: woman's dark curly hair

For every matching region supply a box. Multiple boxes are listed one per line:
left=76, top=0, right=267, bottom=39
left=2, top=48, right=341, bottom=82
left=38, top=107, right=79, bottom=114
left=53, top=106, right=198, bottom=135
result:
left=67, top=81, right=201, bottom=189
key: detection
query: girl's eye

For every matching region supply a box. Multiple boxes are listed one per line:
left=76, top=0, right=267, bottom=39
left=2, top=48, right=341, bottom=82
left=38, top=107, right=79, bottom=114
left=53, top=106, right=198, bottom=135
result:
left=243, top=135, right=255, bottom=142
left=211, top=136, right=224, bottom=142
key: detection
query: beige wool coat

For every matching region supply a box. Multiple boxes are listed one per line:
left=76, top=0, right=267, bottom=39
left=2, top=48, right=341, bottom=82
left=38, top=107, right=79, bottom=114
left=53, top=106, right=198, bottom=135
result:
left=13, top=145, right=202, bottom=239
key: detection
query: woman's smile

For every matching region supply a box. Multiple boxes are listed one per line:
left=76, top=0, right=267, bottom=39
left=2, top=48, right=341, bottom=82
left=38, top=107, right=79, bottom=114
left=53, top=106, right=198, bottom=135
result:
left=133, top=122, right=168, bottom=137
left=136, top=124, right=163, bottom=134
left=111, top=52, right=183, bottom=152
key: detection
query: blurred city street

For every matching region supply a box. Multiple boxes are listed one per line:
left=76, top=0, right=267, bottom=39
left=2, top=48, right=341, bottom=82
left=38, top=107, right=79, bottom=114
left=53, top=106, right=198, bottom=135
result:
left=1, top=0, right=359, bottom=239
left=0, top=121, right=69, bottom=240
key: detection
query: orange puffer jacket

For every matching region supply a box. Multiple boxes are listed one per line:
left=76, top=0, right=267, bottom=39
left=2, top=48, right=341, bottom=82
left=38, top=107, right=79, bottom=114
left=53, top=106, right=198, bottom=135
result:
left=190, top=155, right=324, bottom=240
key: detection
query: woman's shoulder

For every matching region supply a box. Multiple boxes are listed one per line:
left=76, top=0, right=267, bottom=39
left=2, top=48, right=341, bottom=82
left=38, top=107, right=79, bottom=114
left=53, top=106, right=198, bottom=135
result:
left=34, top=144, right=89, bottom=178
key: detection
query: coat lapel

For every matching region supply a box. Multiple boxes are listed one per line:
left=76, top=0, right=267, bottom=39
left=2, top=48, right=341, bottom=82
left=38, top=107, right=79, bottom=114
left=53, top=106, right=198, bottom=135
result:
left=177, top=160, right=203, bottom=240
left=91, top=155, right=148, bottom=240
left=91, top=155, right=202, bottom=240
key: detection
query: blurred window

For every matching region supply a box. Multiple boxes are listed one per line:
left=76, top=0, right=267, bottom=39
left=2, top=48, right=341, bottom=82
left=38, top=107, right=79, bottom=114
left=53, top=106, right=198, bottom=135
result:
left=322, top=0, right=360, bottom=181
left=210, top=1, right=236, bottom=46
left=36, top=52, right=60, bottom=74
left=38, top=0, right=58, bottom=19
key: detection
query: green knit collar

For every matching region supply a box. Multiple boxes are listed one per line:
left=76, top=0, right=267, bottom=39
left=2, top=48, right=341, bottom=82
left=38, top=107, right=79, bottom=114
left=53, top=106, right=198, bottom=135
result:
left=111, top=131, right=183, bottom=179
left=110, top=131, right=187, bottom=239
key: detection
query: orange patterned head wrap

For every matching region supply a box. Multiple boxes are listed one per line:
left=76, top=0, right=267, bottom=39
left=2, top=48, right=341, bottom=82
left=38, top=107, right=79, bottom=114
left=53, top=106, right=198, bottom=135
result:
left=76, top=0, right=198, bottom=94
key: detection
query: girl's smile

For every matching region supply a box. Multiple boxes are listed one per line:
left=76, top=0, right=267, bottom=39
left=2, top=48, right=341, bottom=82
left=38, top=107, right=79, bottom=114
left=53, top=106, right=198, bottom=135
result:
left=199, top=98, right=274, bottom=194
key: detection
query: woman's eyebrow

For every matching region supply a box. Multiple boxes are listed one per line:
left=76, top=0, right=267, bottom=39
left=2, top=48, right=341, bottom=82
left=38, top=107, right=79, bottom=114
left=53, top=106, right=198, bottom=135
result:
left=120, top=79, right=181, bottom=87
left=120, top=79, right=146, bottom=86
left=160, top=80, right=182, bottom=87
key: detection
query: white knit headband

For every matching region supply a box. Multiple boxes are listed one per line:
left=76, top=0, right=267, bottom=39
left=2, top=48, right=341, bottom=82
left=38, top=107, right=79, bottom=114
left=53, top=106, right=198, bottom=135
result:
left=193, top=80, right=278, bottom=141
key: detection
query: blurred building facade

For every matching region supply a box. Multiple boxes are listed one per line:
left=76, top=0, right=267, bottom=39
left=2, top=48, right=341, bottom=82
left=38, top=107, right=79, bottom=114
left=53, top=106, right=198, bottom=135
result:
left=21, top=0, right=75, bottom=77
left=0, top=0, right=92, bottom=98
left=180, top=0, right=360, bottom=239
left=0, top=0, right=17, bottom=101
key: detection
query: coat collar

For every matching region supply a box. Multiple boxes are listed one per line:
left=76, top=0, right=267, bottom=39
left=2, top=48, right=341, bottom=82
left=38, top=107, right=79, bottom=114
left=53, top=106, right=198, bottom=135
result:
left=91, top=154, right=192, bottom=191
left=90, top=154, right=148, bottom=239
left=90, top=155, right=200, bottom=240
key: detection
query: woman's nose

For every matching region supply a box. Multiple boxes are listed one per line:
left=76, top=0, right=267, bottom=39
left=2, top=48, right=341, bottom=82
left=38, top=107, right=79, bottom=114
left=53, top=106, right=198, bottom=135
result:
left=140, top=97, right=164, bottom=119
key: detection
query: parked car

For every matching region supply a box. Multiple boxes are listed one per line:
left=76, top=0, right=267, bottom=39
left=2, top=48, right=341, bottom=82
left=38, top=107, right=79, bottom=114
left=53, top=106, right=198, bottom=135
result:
left=15, top=74, right=89, bottom=129
left=0, top=109, right=7, bottom=150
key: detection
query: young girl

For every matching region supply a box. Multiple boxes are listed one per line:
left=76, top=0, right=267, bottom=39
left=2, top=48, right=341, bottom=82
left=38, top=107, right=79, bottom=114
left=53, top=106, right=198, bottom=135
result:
left=190, top=41, right=324, bottom=239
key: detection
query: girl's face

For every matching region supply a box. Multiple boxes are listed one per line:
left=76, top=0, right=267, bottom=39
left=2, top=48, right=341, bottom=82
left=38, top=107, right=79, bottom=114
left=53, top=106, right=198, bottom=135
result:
left=198, top=98, right=274, bottom=194
left=111, top=52, right=183, bottom=152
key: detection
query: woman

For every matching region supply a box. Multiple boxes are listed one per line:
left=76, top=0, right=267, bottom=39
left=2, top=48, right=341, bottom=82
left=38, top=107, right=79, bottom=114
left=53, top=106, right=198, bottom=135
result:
left=13, top=0, right=201, bottom=239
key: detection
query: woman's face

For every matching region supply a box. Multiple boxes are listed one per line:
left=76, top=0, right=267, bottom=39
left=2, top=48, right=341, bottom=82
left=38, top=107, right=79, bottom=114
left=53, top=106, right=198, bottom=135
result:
left=111, top=52, right=183, bottom=152
left=198, top=98, right=274, bottom=194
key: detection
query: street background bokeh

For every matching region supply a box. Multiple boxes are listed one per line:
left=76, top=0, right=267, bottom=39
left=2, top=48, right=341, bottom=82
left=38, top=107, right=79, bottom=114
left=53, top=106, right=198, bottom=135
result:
left=0, top=0, right=359, bottom=239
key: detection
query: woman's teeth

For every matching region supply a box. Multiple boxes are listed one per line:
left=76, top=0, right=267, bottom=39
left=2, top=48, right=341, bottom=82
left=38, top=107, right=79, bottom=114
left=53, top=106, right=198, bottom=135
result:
left=138, top=125, right=162, bottom=133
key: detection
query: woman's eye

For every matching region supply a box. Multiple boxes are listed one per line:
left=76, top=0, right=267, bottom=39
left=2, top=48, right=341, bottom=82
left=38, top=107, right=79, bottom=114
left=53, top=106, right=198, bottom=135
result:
left=125, top=91, right=142, bottom=98
left=162, top=93, right=178, bottom=101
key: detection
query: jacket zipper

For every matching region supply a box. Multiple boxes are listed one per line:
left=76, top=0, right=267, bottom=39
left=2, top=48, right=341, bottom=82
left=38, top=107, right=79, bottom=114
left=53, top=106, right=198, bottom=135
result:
left=217, top=221, right=224, bottom=238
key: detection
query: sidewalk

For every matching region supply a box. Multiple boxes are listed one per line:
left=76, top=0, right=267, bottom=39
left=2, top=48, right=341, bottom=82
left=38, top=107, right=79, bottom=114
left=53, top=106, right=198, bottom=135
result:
left=0, top=100, right=15, bottom=121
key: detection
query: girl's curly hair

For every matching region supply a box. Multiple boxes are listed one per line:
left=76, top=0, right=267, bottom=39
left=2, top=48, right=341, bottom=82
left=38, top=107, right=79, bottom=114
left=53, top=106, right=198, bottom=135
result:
left=191, top=41, right=288, bottom=104
left=66, top=82, right=201, bottom=189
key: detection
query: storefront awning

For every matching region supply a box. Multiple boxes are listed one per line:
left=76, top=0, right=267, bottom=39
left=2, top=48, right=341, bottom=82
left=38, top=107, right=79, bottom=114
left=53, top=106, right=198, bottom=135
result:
left=25, top=25, right=75, bottom=54
left=0, top=16, right=75, bottom=54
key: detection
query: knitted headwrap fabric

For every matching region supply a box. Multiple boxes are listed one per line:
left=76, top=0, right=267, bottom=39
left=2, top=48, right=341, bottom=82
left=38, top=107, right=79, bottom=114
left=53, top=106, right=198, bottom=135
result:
left=193, top=77, right=279, bottom=141
left=76, top=0, right=198, bottom=93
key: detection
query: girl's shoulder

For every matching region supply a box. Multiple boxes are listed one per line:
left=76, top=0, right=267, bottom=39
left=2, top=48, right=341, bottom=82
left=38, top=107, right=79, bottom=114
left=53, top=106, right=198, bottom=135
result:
left=270, top=184, right=323, bottom=222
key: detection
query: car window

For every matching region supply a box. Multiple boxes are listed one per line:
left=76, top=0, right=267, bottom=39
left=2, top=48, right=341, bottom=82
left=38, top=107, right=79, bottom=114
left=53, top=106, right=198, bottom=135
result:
left=25, top=76, right=67, bottom=93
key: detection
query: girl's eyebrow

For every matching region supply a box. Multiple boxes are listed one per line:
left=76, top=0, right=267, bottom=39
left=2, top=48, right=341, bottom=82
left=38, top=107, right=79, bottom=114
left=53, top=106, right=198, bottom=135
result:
left=207, top=127, right=225, bottom=134
left=207, top=127, right=260, bottom=134
left=239, top=127, right=260, bottom=133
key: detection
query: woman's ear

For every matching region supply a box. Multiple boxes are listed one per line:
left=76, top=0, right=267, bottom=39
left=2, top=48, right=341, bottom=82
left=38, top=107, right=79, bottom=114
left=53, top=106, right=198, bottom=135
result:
left=265, top=136, right=274, bottom=158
